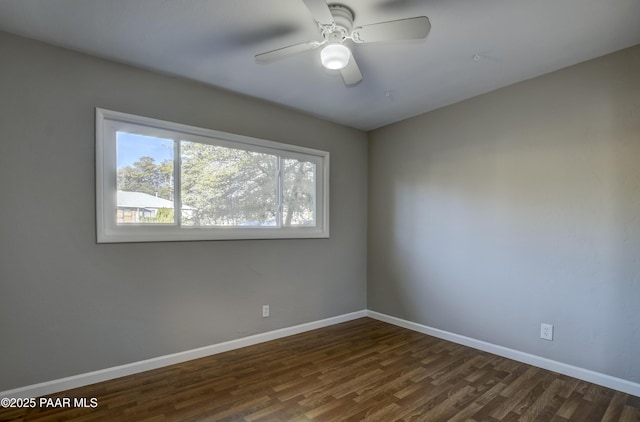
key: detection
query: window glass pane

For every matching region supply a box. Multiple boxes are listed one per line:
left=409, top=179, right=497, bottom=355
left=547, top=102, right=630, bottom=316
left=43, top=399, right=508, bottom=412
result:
left=180, top=141, right=278, bottom=227
left=116, top=132, right=175, bottom=224
left=283, top=158, right=316, bottom=226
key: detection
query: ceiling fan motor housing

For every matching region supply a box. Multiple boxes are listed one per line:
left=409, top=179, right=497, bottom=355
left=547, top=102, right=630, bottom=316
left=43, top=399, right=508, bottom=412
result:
left=322, top=4, right=354, bottom=42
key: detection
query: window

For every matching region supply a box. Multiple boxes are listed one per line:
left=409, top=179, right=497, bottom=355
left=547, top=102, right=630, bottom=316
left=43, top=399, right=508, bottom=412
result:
left=96, top=109, right=329, bottom=242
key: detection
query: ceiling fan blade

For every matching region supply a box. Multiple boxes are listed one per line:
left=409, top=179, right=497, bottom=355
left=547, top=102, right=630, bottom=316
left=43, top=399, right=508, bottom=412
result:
left=255, top=41, right=321, bottom=63
left=302, top=0, right=335, bottom=25
left=354, top=16, right=430, bottom=43
left=340, top=55, right=363, bottom=86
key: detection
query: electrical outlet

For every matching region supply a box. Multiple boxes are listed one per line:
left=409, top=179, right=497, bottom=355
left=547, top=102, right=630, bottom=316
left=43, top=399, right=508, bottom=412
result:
left=262, top=305, right=269, bottom=318
left=540, top=323, right=553, bottom=341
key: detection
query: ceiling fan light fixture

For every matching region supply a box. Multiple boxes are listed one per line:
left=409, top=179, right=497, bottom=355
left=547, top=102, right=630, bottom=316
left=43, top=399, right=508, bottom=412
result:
left=320, top=43, right=351, bottom=70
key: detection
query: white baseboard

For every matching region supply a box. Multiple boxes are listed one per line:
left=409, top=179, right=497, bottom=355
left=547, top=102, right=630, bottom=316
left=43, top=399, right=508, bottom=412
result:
left=366, top=310, right=640, bottom=397
left=0, top=310, right=367, bottom=398
left=3, top=309, right=638, bottom=399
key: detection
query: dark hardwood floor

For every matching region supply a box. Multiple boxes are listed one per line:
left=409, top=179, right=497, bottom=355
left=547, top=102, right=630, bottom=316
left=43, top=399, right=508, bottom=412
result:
left=1, top=318, right=638, bottom=421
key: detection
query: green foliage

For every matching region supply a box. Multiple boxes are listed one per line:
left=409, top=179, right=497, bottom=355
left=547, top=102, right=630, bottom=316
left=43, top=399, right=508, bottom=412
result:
left=118, top=143, right=315, bottom=227
left=180, top=142, right=278, bottom=226
left=139, top=207, right=174, bottom=223
left=283, top=159, right=315, bottom=226
left=155, top=207, right=174, bottom=223
left=117, top=156, right=173, bottom=200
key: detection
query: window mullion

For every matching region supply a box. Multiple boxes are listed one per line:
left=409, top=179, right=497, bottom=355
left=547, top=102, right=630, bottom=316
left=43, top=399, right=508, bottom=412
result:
left=276, top=156, right=283, bottom=228
left=174, top=139, right=182, bottom=226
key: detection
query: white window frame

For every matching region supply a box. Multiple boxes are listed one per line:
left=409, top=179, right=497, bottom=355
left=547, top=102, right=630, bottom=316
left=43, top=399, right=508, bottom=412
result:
left=96, top=108, right=329, bottom=243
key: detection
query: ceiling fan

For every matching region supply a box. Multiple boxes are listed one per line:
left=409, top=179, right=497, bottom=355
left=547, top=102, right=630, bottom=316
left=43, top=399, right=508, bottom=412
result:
left=255, top=0, right=431, bottom=86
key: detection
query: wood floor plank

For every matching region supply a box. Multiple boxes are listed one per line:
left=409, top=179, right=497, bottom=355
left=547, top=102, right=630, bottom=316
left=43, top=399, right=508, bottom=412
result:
left=602, top=391, right=627, bottom=422
left=1, top=318, right=638, bottom=421
left=517, top=378, right=565, bottom=422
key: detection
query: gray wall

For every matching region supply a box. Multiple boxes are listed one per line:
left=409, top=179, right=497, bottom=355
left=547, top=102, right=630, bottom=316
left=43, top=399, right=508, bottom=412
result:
left=0, top=31, right=367, bottom=391
left=368, top=45, right=640, bottom=383
left=1, top=26, right=638, bottom=392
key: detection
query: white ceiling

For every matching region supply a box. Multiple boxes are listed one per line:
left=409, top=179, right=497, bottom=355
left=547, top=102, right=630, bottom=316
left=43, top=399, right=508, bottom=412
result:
left=0, top=0, right=639, bottom=131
